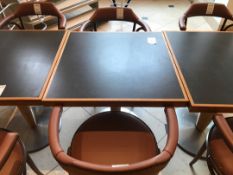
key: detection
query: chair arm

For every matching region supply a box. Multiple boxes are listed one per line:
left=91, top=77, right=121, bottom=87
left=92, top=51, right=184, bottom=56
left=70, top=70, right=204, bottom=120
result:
left=58, top=13, right=66, bottom=29
left=213, top=114, right=233, bottom=152
left=48, top=107, right=64, bottom=159
left=137, top=19, right=151, bottom=32
left=0, top=13, right=15, bottom=29
left=223, top=23, right=233, bottom=31
left=0, top=131, right=18, bottom=169
left=179, top=16, right=186, bottom=31
left=163, top=107, right=178, bottom=157
left=80, top=20, right=94, bottom=31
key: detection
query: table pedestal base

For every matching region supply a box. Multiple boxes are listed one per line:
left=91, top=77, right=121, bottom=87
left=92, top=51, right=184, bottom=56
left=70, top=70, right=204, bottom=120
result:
left=176, top=108, right=211, bottom=159
left=7, top=106, right=52, bottom=153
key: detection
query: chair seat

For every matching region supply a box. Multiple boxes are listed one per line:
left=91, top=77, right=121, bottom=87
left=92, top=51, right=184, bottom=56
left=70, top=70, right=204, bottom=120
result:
left=69, top=111, right=159, bottom=166
left=208, top=118, right=233, bottom=175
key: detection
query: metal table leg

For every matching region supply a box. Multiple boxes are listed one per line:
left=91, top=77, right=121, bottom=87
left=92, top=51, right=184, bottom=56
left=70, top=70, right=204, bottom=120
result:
left=7, top=106, right=53, bottom=153
left=176, top=108, right=213, bottom=158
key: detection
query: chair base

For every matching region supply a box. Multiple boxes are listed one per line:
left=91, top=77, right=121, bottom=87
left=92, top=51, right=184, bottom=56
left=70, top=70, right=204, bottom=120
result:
left=176, top=108, right=210, bottom=159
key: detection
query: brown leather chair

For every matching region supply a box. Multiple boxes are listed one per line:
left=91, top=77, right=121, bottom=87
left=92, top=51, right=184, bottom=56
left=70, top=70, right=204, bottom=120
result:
left=190, top=114, right=233, bottom=175
left=179, top=3, right=233, bottom=31
left=0, top=129, right=43, bottom=175
left=0, top=1, right=66, bottom=29
left=49, top=107, right=178, bottom=175
left=80, top=7, right=151, bottom=32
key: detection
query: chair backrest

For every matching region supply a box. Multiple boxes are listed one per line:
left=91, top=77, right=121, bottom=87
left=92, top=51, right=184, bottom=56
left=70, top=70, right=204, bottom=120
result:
left=179, top=3, right=233, bottom=31
left=49, top=107, right=178, bottom=175
left=0, top=129, right=26, bottom=175
left=80, top=7, right=151, bottom=32
left=213, top=114, right=233, bottom=152
left=0, top=2, right=66, bottom=29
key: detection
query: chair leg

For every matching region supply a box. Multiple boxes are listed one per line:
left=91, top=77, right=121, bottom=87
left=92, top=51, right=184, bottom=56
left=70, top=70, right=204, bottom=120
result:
left=27, top=154, right=44, bottom=175
left=133, top=23, right=136, bottom=31
left=189, top=142, right=206, bottom=166
left=207, top=157, right=216, bottom=175
left=23, top=165, right=27, bottom=175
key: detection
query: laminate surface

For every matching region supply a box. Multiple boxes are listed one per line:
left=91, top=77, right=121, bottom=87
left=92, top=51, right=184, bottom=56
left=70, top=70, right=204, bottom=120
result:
left=45, top=32, right=187, bottom=106
left=165, top=31, right=233, bottom=111
left=0, top=31, right=64, bottom=103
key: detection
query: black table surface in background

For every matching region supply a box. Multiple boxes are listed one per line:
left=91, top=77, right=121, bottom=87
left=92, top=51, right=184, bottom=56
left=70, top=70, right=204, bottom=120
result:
left=166, top=32, right=233, bottom=111
left=45, top=32, right=187, bottom=106
left=0, top=31, right=64, bottom=103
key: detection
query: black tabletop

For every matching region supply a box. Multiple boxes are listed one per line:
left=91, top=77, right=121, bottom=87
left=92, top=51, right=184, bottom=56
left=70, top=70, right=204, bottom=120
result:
left=0, top=31, right=65, bottom=105
left=165, top=31, right=233, bottom=112
left=44, top=32, right=187, bottom=106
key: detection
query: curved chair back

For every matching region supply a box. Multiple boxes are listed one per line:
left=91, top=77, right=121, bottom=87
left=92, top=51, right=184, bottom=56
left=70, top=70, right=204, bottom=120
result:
left=0, top=129, right=26, bottom=175
left=179, top=3, right=233, bottom=31
left=0, top=2, right=66, bottom=29
left=80, top=7, right=151, bottom=32
left=190, top=114, right=233, bottom=174
left=0, top=128, right=44, bottom=175
left=49, top=107, right=178, bottom=175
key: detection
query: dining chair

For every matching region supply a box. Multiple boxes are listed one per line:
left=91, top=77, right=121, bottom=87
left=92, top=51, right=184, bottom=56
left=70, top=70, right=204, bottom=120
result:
left=179, top=2, right=233, bottom=31
left=190, top=114, right=233, bottom=175
left=49, top=107, right=178, bottom=175
left=80, top=7, right=151, bottom=32
left=0, top=1, right=66, bottom=30
left=0, top=129, right=43, bottom=175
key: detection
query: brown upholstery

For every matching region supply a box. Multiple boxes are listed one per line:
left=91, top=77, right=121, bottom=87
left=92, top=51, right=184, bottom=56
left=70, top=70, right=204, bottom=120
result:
left=0, top=129, right=44, bottom=175
left=0, top=2, right=66, bottom=29
left=190, top=115, right=233, bottom=175
left=49, top=107, right=178, bottom=175
left=0, top=129, right=26, bottom=175
left=179, top=3, right=233, bottom=31
left=80, top=7, right=151, bottom=32
left=207, top=116, right=233, bottom=175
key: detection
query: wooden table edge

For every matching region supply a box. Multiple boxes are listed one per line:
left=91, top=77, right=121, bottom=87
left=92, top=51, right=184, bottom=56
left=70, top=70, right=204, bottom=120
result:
left=42, top=98, right=188, bottom=107
left=40, top=31, right=71, bottom=100
left=163, top=31, right=194, bottom=105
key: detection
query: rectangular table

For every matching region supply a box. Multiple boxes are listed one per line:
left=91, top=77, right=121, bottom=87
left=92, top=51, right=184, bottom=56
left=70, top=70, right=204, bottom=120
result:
left=165, top=31, right=233, bottom=113
left=164, top=31, right=233, bottom=157
left=43, top=32, right=188, bottom=107
left=0, top=31, right=67, bottom=152
left=0, top=31, right=67, bottom=105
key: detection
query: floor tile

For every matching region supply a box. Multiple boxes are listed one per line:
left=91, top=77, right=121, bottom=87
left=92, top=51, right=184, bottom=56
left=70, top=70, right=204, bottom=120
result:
left=47, top=165, right=69, bottom=175
left=132, top=107, right=167, bottom=142
left=159, top=136, right=209, bottom=175
left=0, top=106, right=16, bottom=128
left=27, top=147, right=58, bottom=175
left=59, top=107, right=91, bottom=151
left=144, top=107, right=167, bottom=124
